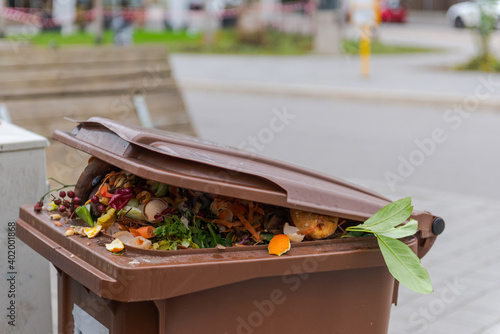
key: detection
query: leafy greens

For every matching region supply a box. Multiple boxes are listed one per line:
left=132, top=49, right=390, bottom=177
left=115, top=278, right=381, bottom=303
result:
left=153, top=215, right=233, bottom=250
left=346, top=197, right=433, bottom=294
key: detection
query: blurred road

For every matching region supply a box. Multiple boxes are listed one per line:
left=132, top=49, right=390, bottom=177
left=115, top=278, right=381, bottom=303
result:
left=180, top=90, right=500, bottom=201
left=171, top=20, right=500, bottom=333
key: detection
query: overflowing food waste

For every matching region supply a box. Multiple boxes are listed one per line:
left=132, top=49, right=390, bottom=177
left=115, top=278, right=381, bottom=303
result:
left=36, top=168, right=351, bottom=255
left=34, top=162, right=434, bottom=294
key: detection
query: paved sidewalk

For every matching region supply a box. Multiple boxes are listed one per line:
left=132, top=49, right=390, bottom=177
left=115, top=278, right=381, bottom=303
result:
left=171, top=24, right=500, bottom=108
left=172, top=51, right=500, bottom=107
left=356, top=181, right=500, bottom=334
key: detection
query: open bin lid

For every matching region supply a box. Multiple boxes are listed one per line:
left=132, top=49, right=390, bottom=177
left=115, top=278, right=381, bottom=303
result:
left=52, top=117, right=441, bottom=257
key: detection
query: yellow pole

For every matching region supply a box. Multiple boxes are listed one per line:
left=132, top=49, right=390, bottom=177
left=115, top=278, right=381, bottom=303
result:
left=360, top=24, right=370, bottom=78
left=375, top=0, right=381, bottom=24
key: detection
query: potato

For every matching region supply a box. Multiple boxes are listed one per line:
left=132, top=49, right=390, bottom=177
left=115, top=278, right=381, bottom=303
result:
left=290, top=209, right=338, bottom=240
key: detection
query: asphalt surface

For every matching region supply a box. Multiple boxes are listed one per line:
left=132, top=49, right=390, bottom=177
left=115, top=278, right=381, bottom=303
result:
left=181, top=90, right=500, bottom=201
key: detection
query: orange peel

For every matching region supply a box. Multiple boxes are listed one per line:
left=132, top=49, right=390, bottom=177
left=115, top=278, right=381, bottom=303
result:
left=84, top=225, right=102, bottom=238
left=105, top=239, right=125, bottom=253
left=268, top=234, right=291, bottom=256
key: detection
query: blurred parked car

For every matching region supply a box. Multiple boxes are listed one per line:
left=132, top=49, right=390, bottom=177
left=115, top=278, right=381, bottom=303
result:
left=447, top=0, right=500, bottom=28
left=189, top=0, right=243, bottom=11
left=380, top=0, right=407, bottom=22
left=346, top=0, right=407, bottom=24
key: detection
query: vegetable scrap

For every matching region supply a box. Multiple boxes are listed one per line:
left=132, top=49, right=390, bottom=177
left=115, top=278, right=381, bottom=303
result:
left=50, top=214, right=62, bottom=220
left=35, top=168, right=433, bottom=294
left=37, top=169, right=346, bottom=253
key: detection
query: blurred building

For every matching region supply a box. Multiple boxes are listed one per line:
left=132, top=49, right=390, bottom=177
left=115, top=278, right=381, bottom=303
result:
left=1, top=0, right=465, bottom=36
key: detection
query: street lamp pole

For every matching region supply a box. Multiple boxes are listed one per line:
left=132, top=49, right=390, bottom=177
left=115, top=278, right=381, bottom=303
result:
left=94, top=0, right=104, bottom=44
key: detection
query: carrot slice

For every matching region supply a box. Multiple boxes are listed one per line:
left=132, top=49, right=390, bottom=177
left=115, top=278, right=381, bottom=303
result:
left=230, top=203, right=247, bottom=216
left=100, top=184, right=114, bottom=199
left=248, top=201, right=254, bottom=225
left=218, top=210, right=230, bottom=221
left=236, top=213, right=261, bottom=241
left=255, top=206, right=265, bottom=215
left=136, top=226, right=156, bottom=239
left=212, top=219, right=242, bottom=229
left=129, top=228, right=141, bottom=237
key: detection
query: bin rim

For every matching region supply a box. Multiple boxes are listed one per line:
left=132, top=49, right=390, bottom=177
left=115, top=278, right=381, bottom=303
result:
left=17, top=204, right=419, bottom=302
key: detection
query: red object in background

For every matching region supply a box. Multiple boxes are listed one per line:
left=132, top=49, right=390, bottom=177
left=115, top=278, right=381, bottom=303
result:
left=380, top=0, right=407, bottom=23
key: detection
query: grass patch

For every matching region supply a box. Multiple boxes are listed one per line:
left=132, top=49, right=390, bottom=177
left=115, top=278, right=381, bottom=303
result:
left=23, top=29, right=313, bottom=55
left=19, top=29, right=435, bottom=56
left=26, top=30, right=115, bottom=46
left=456, top=54, right=500, bottom=72
left=341, top=39, right=437, bottom=55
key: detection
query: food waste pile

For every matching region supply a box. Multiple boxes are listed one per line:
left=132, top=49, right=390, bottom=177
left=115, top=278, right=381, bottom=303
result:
left=36, top=168, right=345, bottom=256
left=32, top=161, right=433, bottom=294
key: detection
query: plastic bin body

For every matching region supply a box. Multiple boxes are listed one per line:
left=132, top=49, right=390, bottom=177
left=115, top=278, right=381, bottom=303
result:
left=18, top=206, right=418, bottom=334
left=57, top=266, right=394, bottom=333
left=16, top=117, right=441, bottom=334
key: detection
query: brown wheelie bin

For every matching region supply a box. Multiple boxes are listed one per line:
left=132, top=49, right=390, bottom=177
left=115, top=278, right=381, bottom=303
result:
left=16, top=117, right=444, bottom=334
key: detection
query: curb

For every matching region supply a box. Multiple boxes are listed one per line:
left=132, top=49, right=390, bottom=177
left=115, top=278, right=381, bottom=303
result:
left=179, top=79, right=500, bottom=108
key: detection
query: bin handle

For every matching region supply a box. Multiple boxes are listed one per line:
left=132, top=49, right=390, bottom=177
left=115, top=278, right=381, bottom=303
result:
left=413, top=211, right=443, bottom=258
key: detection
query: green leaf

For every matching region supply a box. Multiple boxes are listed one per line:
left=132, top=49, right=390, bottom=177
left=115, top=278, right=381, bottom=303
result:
left=358, top=197, right=413, bottom=232
left=342, top=230, right=366, bottom=238
left=75, top=205, right=94, bottom=227
left=260, top=233, right=275, bottom=242
left=376, top=234, right=433, bottom=294
left=377, top=219, right=418, bottom=239
left=154, top=182, right=169, bottom=197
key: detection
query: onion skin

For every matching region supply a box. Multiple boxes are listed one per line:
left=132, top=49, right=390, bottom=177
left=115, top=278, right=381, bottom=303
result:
left=290, top=209, right=338, bottom=240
